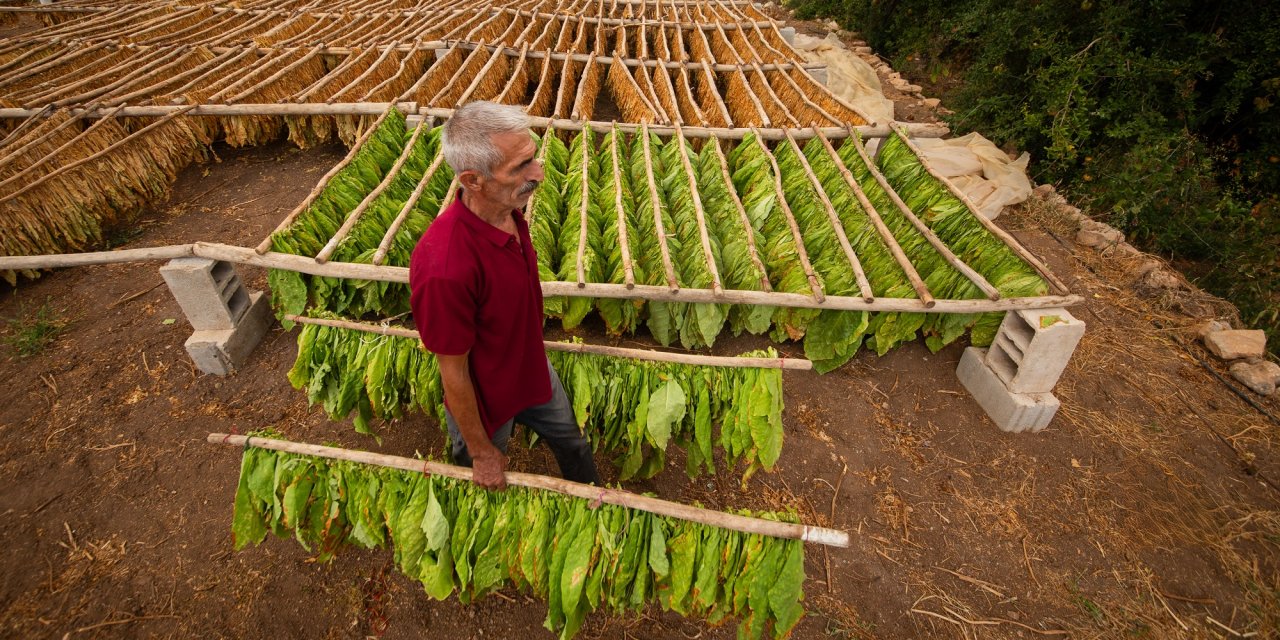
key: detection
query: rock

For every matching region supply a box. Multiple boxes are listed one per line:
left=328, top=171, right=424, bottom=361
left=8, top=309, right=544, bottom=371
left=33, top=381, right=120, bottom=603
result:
left=1138, top=268, right=1183, bottom=291
left=1058, top=205, right=1088, bottom=223
left=937, top=107, right=954, bottom=115
left=922, top=97, right=941, bottom=108
left=854, top=46, right=873, bottom=54
left=904, top=84, right=923, bottom=93
left=1076, top=220, right=1124, bottom=248
left=1032, top=184, right=1056, bottom=197
left=1230, top=360, right=1280, bottom=396
left=1205, top=330, right=1267, bottom=360
left=1107, top=242, right=1142, bottom=258
left=1194, top=320, right=1230, bottom=338
left=825, top=20, right=840, bottom=30
left=1132, top=259, right=1163, bottom=279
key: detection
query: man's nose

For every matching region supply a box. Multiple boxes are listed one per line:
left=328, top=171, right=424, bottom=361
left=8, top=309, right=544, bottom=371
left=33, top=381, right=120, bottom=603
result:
left=530, top=160, right=545, bottom=182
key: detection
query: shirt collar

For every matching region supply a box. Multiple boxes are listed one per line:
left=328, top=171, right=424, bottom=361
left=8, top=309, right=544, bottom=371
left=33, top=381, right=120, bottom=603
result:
left=453, top=194, right=526, bottom=248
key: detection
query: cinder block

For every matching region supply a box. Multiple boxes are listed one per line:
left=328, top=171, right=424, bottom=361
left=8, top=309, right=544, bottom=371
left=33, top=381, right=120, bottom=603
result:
left=161, top=258, right=244, bottom=330
left=778, top=26, right=796, bottom=45
left=986, top=308, right=1085, bottom=394
left=183, top=292, right=272, bottom=376
left=809, top=67, right=829, bottom=86
left=958, top=347, right=1060, bottom=433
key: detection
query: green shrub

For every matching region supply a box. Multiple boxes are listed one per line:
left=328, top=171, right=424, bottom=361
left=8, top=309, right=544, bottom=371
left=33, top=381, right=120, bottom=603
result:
left=788, top=0, right=1280, bottom=351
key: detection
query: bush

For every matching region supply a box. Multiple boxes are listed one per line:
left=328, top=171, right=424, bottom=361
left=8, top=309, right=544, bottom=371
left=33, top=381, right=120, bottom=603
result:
left=789, top=0, right=1280, bottom=350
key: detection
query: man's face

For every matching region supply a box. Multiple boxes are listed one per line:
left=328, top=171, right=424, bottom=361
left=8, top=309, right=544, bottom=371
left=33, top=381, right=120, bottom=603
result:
left=469, top=130, right=544, bottom=211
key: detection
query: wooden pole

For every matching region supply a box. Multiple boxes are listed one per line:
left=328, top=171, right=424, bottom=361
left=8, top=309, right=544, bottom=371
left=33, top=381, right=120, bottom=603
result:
left=608, top=124, right=636, bottom=288
left=0, top=241, right=1083, bottom=312
left=0, top=105, right=951, bottom=139
left=640, top=124, right=679, bottom=291
left=255, top=105, right=397, bottom=254
left=574, top=127, right=591, bottom=288
left=813, top=129, right=934, bottom=307
left=315, top=117, right=428, bottom=264
left=281, top=313, right=814, bottom=370
left=890, top=125, right=1071, bottom=295
left=371, top=119, right=442, bottom=266
left=710, top=138, right=771, bottom=292
left=783, top=130, right=874, bottom=302
left=671, top=123, right=723, bottom=293
left=0, top=245, right=195, bottom=270
left=752, top=128, right=825, bottom=302
left=209, top=433, right=847, bottom=546
left=847, top=131, right=1002, bottom=301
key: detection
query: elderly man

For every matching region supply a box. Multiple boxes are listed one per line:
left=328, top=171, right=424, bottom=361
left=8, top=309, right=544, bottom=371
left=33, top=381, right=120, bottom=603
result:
left=409, top=101, right=600, bottom=490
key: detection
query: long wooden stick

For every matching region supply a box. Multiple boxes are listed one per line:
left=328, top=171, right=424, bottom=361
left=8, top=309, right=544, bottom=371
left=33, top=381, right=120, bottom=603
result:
left=752, top=128, right=825, bottom=303
left=848, top=131, right=1001, bottom=300
left=814, top=129, right=934, bottom=307
left=282, top=313, right=813, bottom=370
left=710, top=137, right=771, bottom=291
left=0, top=241, right=1083, bottom=312
left=208, top=433, right=848, bottom=547
left=608, top=124, right=636, bottom=288
left=227, top=45, right=323, bottom=104
left=639, top=124, right=678, bottom=291
left=890, top=125, right=1071, bottom=295
left=371, top=119, right=443, bottom=266
left=671, top=124, right=723, bottom=293
left=0, top=105, right=950, bottom=139
left=782, top=130, right=873, bottom=302
left=315, top=117, right=428, bottom=264
left=0, top=245, right=195, bottom=270
left=574, top=127, right=591, bottom=288
left=255, top=105, right=397, bottom=254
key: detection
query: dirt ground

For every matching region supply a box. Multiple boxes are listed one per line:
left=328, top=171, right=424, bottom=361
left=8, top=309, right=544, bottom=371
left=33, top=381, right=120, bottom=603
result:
left=3, top=34, right=1280, bottom=640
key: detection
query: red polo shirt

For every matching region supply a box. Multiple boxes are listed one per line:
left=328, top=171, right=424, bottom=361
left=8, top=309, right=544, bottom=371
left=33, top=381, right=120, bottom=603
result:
left=409, top=196, right=551, bottom=437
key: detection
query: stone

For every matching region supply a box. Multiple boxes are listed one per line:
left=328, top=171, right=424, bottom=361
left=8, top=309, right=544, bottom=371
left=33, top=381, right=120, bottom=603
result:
left=1032, top=184, right=1056, bottom=197
left=1194, top=320, right=1231, bottom=338
left=1138, top=268, right=1183, bottom=291
left=1132, top=259, right=1163, bottom=279
left=957, top=348, right=1061, bottom=433
left=1204, top=330, right=1267, bottom=361
left=1104, top=242, right=1142, bottom=258
left=922, top=97, right=941, bottom=108
left=854, top=46, right=873, bottom=54
left=904, top=84, right=923, bottom=93
left=1076, top=227, right=1122, bottom=248
left=1230, top=360, right=1279, bottom=396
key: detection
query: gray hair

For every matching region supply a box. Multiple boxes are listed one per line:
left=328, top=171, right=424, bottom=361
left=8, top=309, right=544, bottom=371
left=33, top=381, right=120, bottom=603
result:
left=441, top=101, right=531, bottom=177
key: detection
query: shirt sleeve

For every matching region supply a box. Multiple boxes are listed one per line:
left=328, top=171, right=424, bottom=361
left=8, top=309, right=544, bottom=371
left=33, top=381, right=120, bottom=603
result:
left=411, top=273, right=476, bottom=356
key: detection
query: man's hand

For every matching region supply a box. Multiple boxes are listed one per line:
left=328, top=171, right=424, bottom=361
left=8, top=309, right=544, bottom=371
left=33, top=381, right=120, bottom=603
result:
left=471, top=449, right=508, bottom=490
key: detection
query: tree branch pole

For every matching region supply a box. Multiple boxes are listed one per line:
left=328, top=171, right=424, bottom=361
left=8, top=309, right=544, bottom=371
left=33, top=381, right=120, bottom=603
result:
left=207, top=433, right=850, bottom=548
left=0, top=105, right=950, bottom=138
left=281, top=313, right=813, bottom=370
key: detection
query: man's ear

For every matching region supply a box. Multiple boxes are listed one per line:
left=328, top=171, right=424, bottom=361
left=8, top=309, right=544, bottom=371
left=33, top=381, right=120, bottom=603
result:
left=457, top=169, right=484, bottom=192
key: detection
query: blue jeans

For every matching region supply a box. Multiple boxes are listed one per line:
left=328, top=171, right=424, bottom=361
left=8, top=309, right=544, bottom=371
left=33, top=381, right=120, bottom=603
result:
left=445, top=358, right=600, bottom=485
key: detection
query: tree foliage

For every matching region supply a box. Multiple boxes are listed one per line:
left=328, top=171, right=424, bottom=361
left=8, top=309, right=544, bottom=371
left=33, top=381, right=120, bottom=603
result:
left=790, top=0, right=1280, bottom=346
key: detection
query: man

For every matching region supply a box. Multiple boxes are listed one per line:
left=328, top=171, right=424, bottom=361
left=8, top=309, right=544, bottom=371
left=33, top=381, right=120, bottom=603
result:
left=409, top=101, right=600, bottom=490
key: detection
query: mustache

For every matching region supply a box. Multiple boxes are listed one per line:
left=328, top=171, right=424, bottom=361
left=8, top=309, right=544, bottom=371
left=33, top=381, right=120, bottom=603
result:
left=517, top=180, right=539, bottom=195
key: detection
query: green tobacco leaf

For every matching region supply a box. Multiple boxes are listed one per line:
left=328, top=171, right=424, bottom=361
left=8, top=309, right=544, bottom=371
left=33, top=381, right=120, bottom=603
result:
left=645, top=379, right=686, bottom=450
left=648, top=517, right=670, bottom=577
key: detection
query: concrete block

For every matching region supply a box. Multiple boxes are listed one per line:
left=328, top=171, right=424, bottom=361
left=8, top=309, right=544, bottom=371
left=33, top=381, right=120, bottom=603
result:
left=778, top=26, right=796, bottom=45
left=183, top=292, right=272, bottom=376
left=809, top=67, right=828, bottom=86
left=1204, top=329, right=1266, bottom=361
left=986, top=308, right=1085, bottom=393
left=160, top=258, right=243, bottom=330
left=958, top=348, right=1060, bottom=433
